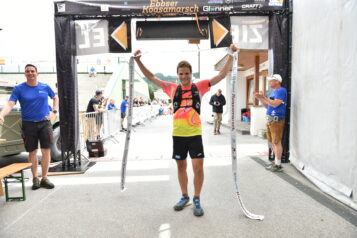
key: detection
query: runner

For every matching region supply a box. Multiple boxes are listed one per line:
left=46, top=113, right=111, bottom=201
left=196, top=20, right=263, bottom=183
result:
left=133, top=44, right=238, bottom=217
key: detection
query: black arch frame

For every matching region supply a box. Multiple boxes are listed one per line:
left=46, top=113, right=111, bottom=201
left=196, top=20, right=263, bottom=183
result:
left=54, top=0, right=292, bottom=165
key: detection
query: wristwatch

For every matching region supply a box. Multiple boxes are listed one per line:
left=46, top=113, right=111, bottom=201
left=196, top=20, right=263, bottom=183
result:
left=53, top=110, right=58, bottom=114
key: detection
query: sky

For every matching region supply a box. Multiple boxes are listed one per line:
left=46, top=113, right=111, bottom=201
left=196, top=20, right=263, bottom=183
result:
left=0, top=0, right=226, bottom=77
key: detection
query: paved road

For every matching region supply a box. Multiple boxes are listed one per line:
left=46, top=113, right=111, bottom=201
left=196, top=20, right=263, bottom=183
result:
left=0, top=116, right=356, bottom=238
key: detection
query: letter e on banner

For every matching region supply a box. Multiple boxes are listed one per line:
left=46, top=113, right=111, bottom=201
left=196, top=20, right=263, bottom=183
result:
left=75, top=20, right=109, bottom=56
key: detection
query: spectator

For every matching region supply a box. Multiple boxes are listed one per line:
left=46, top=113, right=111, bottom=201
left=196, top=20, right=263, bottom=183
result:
left=85, top=90, right=106, bottom=140
left=209, top=89, right=226, bottom=135
left=120, top=96, right=129, bottom=132
left=0, top=64, right=58, bottom=190
left=89, top=66, right=96, bottom=77
left=133, top=98, right=139, bottom=107
left=139, top=97, right=145, bottom=106
left=107, top=99, right=117, bottom=110
left=253, top=74, right=287, bottom=172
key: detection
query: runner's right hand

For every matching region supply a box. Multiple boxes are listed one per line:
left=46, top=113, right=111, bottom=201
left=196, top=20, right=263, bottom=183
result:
left=0, top=115, right=4, bottom=124
left=133, top=50, right=142, bottom=60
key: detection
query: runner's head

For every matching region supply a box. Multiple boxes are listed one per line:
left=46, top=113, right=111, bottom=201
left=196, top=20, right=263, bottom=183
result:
left=176, top=61, right=192, bottom=87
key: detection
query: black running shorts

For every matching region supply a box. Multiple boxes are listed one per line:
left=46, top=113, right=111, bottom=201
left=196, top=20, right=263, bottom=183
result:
left=172, top=135, right=204, bottom=160
left=121, top=112, right=126, bottom=119
left=22, top=120, right=53, bottom=152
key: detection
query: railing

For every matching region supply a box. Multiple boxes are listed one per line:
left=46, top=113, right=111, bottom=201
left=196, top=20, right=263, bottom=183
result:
left=79, top=104, right=161, bottom=151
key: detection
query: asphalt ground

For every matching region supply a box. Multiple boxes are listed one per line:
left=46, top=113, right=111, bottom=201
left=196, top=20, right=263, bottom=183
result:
left=0, top=115, right=356, bottom=238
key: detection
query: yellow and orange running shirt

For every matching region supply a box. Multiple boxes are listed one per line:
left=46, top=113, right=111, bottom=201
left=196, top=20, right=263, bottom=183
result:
left=162, top=80, right=210, bottom=137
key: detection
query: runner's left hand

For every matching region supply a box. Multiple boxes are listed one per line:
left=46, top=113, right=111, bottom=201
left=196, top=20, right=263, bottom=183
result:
left=230, top=44, right=238, bottom=52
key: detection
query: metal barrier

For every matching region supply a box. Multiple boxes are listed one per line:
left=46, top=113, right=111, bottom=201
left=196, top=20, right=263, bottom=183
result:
left=79, top=104, right=161, bottom=150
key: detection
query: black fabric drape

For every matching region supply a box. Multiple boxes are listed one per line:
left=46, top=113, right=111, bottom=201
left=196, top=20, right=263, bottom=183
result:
left=54, top=16, right=80, bottom=156
left=269, top=12, right=291, bottom=162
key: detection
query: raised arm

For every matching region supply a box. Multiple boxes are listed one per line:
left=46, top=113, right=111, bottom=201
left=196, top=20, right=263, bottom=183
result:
left=133, top=50, right=164, bottom=88
left=0, top=101, right=16, bottom=123
left=209, top=44, right=239, bottom=87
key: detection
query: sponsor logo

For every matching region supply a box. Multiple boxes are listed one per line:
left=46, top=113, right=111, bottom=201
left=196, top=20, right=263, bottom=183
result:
left=143, top=0, right=199, bottom=15
left=241, top=4, right=263, bottom=9
left=208, top=0, right=224, bottom=4
left=121, top=1, right=131, bottom=11
left=164, top=83, right=169, bottom=87
left=38, top=91, right=47, bottom=94
left=233, top=0, right=247, bottom=2
left=203, top=5, right=234, bottom=12
left=175, top=155, right=181, bottom=159
left=254, top=0, right=265, bottom=2
left=268, top=0, right=284, bottom=7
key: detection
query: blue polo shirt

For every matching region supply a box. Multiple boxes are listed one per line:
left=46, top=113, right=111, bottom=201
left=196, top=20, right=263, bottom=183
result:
left=120, top=100, right=128, bottom=113
left=9, top=82, right=55, bottom=121
left=266, top=87, right=287, bottom=118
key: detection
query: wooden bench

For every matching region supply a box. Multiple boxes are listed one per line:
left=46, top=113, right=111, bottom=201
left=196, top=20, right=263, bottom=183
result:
left=0, top=163, right=32, bottom=201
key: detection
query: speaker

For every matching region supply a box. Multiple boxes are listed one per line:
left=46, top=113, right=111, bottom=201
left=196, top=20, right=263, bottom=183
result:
left=86, top=140, right=106, bottom=157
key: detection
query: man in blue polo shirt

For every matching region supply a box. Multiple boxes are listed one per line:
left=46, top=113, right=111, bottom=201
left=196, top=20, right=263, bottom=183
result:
left=120, top=96, right=129, bottom=132
left=253, top=74, right=287, bottom=172
left=0, top=64, right=59, bottom=190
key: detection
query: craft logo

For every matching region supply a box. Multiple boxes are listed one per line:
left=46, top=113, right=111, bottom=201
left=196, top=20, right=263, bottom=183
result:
left=268, top=0, right=284, bottom=7
left=143, top=0, right=199, bottom=14
left=203, top=5, right=234, bottom=12
left=241, top=4, right=263, bottom=9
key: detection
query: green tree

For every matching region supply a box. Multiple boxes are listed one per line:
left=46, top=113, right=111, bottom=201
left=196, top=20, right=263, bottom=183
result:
left=143, top=73, right=178, bottom=89
left=193, top=72, right=200, bottom=79
left=148, top=85, right=155, bottom=100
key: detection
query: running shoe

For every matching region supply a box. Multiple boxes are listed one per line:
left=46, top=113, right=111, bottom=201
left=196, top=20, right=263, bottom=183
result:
left=193, top=197, right=204, bottom=216
left=173, top=195, right=190, bottom=211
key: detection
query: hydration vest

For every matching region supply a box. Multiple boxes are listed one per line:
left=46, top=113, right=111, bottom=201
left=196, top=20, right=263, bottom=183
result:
left=173, top=83, right=201, bottom=114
